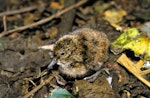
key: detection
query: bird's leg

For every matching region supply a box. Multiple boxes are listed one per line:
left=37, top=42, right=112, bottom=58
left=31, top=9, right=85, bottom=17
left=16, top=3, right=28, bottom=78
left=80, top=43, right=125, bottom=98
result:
left=84, top=68, right=109, bottom=82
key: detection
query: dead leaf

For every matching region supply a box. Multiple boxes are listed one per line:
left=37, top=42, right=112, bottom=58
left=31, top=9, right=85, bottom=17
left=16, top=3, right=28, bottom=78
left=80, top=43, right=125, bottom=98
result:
left=23, top=13, right=36, bottom=25
left=45, top=27, right=58, bottom=39
left=104, top=9, right=127, bottom=30
left=50, top=1, right=64, bottom=10
left=104, top=9, right=126, bottom=24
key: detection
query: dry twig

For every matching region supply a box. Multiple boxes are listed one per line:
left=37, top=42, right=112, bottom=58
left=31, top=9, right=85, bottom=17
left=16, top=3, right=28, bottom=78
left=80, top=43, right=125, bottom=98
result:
left=0, top=6, right=38, bottom=17
left=0, top=0, right=88, bottom=38
left=1, top=15, right=7, bottom=37
left=117, top=53, right=150, bottom=88
left=23, top=75, right=53, bottom=98
left=3, top=16, right=7, bottom=32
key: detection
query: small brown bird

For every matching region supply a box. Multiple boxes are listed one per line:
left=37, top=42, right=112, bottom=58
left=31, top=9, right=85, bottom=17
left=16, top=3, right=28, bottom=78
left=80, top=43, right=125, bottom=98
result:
left=48, top=28, right=109, bottom=81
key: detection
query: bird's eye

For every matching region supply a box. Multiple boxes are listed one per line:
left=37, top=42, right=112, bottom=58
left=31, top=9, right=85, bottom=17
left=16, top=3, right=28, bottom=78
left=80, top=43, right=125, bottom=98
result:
left=60, top=52, right=65, bottom=56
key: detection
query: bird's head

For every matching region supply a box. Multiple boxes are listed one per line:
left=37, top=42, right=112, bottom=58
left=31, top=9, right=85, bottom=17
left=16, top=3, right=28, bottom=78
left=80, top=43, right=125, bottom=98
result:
left=47, top=35, right=79, bottom=69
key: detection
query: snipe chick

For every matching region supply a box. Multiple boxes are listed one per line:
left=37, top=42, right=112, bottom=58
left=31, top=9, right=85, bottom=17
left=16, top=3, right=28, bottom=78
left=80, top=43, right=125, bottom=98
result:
left=48, top=28, right=109, bottom=81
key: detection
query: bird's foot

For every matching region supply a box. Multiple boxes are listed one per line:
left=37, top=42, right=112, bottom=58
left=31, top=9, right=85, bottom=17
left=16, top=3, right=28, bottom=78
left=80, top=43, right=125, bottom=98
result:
left=84, top=68, right=109, bottom=82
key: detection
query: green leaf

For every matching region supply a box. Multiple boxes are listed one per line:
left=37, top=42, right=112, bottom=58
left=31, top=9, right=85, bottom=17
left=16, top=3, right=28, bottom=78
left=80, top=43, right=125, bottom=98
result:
left=111, top=28, right=139, bottom=54
left=111, top=28, right=150, bottom=61
left=48, top=88, right=75, bottom=98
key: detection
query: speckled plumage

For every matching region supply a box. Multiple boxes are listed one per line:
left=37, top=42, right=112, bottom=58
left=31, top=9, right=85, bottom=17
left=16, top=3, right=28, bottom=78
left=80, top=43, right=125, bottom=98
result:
left=48, top=28, right=109, bottom=79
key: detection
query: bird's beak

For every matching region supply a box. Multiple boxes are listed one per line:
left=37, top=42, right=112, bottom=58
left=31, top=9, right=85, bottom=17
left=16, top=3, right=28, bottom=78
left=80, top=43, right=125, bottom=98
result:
left=47, top=58, right=57, bottom=69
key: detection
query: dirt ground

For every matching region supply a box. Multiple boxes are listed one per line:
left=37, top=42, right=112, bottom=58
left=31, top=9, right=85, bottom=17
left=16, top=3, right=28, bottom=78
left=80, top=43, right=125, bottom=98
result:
left=0, top=0, right=150, bottom=98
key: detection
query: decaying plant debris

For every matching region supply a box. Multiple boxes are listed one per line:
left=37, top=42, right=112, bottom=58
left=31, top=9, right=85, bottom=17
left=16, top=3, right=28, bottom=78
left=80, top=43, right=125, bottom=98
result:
left=0, top=0, right=150, bottom=98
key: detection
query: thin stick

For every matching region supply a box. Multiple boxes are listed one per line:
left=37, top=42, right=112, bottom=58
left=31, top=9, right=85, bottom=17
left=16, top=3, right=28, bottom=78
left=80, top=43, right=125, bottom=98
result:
left=23, top=76, right=53, bottom=98
left=141, top=69, right=150, bottom=75
left=0, top=6, right=38, bottom=17
left=0, top=0, right=88, bottom=38
left=117, top=54, right=150, bottom=88
left=3, top=16, right=7, bottom=33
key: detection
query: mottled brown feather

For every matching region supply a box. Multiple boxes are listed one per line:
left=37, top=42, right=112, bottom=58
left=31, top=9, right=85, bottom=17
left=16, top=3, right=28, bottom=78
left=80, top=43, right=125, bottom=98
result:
left=52, top=28, right=109, bottom=78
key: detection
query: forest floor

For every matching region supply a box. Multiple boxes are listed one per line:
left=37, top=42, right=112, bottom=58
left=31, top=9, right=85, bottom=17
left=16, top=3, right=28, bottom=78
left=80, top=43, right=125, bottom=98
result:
left=0, top=0, right=150, bottom=98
